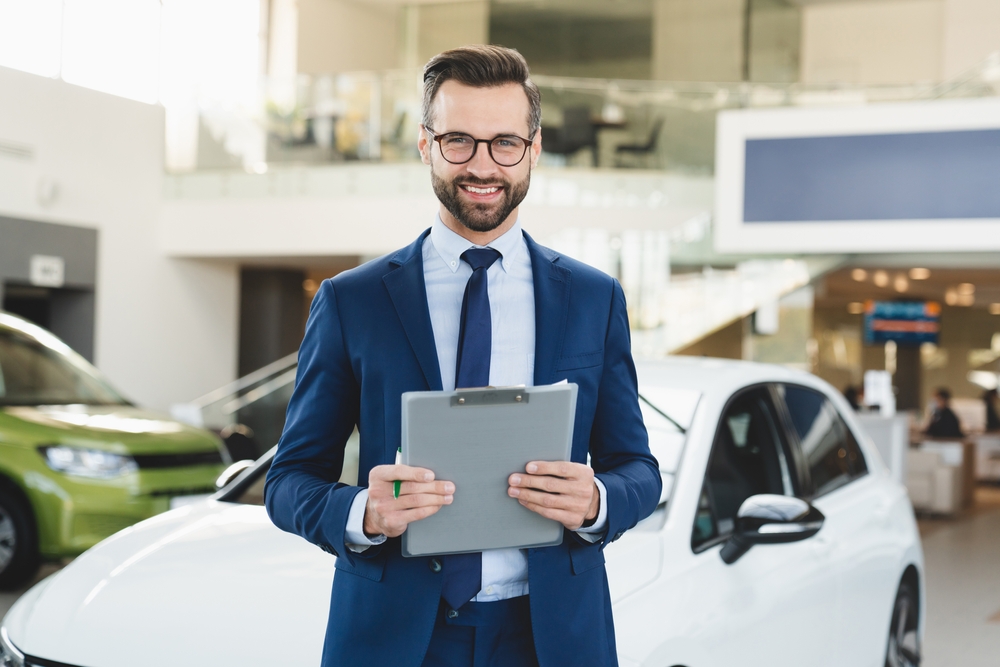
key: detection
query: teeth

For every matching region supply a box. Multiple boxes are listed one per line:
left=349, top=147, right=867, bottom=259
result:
left=465, top=186, right=499, bottom=194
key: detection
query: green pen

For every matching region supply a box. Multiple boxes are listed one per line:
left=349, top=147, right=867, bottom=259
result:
left=393, top=447, right=402, bottom=499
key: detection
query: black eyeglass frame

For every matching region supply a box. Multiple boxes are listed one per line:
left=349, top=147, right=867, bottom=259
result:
left=424, top=127, right=537, bottom=167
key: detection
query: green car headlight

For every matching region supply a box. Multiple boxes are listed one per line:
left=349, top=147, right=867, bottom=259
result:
left=37, top=445, right=138, bottom=479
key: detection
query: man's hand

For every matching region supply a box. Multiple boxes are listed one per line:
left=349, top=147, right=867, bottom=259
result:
left=507, top=461, right=600, bottom=531
left=364, top=465, right=454, bottom=538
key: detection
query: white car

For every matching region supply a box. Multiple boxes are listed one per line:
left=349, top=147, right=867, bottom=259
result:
left=0, top=358, right=923, bottom=667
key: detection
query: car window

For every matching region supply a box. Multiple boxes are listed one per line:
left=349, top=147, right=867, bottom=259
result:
left=779, top=385, right=867, bottom=498
left=215, top=453, right=273, bottom=506
left=638, top=392, right=696, bottom=474
left=692, top=387, right=794, bottom=550
left=0, top=328, right=125, bottom=406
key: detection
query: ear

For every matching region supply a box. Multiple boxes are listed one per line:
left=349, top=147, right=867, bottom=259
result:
left=529, top=128, right=542, bottom=169
left=418, top=125, right=431, bottom=165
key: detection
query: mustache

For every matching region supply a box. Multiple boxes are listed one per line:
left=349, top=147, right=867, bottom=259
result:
left=453, top=176, right=507, bottom=188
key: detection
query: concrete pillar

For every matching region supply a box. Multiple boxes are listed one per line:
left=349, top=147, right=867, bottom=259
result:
left=414, top=1, right=489, bottom=66
left=747, top=286, right=815, bottom=371
left=238, top=268, right=307, bottom=377
left=652, top=0, right=746, bottom=82
left=799, top=0, right=944, bottom=85
left=297, top=0, right=400, bottom=75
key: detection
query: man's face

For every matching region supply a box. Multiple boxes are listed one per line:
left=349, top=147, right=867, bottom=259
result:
left=419, top=80, right=541, bottom=234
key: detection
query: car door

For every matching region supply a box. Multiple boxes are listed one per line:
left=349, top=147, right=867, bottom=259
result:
left=776, top=384, right=900, bottom=665
left=691, top=385, right=840, bottom=667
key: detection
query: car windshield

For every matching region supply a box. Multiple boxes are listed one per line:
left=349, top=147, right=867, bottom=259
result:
left=638, top=387, right=700, bottom=474
left=0, top=325, right=127, bottom=406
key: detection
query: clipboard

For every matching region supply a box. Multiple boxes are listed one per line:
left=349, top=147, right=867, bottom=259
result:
left=400, top=382, right=578, bottom=558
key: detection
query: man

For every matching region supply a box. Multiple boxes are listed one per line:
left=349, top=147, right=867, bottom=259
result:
left=265, top=45, right=660, bottom=667
left=925, top=387, right=964, bottom=438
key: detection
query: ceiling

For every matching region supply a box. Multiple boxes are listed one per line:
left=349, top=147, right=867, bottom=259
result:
left=819, top=267, right=1000, bottom=310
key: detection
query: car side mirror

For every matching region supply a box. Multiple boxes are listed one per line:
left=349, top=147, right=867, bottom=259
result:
left=720, top=494, right=825, bottom=565
left=216, top=460, right=255, bottom=490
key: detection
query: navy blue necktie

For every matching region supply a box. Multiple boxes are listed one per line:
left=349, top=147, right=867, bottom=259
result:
left=441, top=247, right=501, bottom=610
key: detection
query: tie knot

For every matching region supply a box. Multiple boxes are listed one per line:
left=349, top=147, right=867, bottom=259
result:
left=461, top=248, right=502, bottom=271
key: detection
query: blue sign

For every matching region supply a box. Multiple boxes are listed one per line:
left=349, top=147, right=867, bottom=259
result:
left=863, top=301, right=940, bottom=346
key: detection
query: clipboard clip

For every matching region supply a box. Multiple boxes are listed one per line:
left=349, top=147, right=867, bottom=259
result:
left=451, top=385, right=529, bottom=407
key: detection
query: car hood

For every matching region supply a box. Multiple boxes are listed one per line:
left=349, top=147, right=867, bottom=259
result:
left=5, top=500, right=332, bottom=667
left=0, top=404, right=221, bottom=454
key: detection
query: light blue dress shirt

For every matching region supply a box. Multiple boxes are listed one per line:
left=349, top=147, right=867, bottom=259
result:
left=346, top=216, right=607, bottom=601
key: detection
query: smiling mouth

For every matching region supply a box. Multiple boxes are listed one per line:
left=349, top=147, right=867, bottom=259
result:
left=459, top=184, right=503, bottom=195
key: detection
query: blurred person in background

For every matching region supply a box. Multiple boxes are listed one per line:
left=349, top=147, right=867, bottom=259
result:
left=984, top=388, right=1000, bottom=432
left=843, top=385, right=863, bottom=411
left=925, top=387, right=964, bottom=438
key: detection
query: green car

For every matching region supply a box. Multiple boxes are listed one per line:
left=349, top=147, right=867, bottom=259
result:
left=0, top=312, right=229, bottom=589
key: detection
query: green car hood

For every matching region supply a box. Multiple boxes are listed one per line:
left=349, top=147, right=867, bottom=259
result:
left=0, top=405, right=222, bottom=454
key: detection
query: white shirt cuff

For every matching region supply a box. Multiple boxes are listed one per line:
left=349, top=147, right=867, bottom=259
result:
left=575, top=477, right=608, bottom=541
left=345, top=488, right=387, bottom=553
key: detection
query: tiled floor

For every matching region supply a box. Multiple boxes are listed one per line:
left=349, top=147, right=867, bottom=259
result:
left=919, top=485, right=1000, bottom=667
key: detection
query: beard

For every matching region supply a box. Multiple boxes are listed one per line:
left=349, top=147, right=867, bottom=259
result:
left=431, top=167, right=531, bottom=234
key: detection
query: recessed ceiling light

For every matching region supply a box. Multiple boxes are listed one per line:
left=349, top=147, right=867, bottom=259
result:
left=851, top=268, right=867, bottom=281
left=909, top=268, right=930, bottom=280
left=847, top=302, right=865, bottom=314
left=958, top=282, right=975, bottom=295
left=873, top=270, right=889, bottom=287
left=990, top=303, right=1000, bottom=315
left=945, top=289, right=958, bottom=306
left=894, top=275, right=909, bottom=292
left=958, top=293, right=975, bottom=307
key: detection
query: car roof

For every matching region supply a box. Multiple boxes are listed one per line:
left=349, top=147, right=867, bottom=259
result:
left=636, top=356, right=833, bottom=398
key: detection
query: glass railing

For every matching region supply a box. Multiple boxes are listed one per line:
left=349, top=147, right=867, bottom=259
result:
left=178, top=352, right=298, bottom=458
left=166, top=52, right=1000, bottom=174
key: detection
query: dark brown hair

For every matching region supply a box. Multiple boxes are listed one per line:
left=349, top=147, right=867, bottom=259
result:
left=422, top=45, right=541, bottom=135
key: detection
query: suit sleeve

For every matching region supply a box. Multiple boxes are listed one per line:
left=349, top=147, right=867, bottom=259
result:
left=589, top=279, right=662, bottom=548
left=264, top=280, right=377, bottom=564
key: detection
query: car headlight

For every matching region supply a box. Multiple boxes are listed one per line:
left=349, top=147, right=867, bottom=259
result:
left=38, top=445, right=138, bottom=479
left=0, top=626, right=25, bottom=667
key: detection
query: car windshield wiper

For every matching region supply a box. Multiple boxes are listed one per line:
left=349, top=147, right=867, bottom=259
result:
left=638, top=394, right=686, bottom=434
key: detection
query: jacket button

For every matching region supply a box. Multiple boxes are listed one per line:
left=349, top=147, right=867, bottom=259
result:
left=447, top=609, right=459, bottom=619
left=429, top=558, right=442, bottom=573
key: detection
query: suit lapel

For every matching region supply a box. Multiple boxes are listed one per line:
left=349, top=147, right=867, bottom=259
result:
left=524, top=232, right=572, bottom=386
left=382, top=229, right=443, bottom=391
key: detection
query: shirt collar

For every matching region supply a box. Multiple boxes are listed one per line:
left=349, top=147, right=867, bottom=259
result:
left=430, top=215, right=524, bottom=274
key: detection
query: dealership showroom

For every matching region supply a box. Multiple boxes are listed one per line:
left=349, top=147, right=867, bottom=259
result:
left=2, top=1, right=1000, bottom=666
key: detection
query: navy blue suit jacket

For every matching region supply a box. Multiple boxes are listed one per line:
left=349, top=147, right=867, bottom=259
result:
left=265, top=229, right=661, bottom=667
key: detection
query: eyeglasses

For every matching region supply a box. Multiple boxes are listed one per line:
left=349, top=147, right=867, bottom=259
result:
left=424, top=128, right=535, bottom=167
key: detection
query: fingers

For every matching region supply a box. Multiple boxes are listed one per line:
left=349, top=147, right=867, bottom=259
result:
left=369, top=464, right=435, bottom=483
left=509, top=473, right=575, bottom=495
left=394, top=480, right=454, bottom=497
left=508, top=487, right=589, bottom=512
left=378, top=504, right=446, bottom=537
left=392, top=492, right=454, bottom=510
left=370, top=491, right=453, bottom=514
left=515, top=502, right=583, bottom=530
left=523, top=460, right=592, bottom=479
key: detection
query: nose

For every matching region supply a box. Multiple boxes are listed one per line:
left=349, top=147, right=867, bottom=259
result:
left=464, top=142, right=501, bottom=179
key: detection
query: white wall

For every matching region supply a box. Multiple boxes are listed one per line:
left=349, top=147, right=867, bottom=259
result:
left=159, top=165, right=713, bottom=259
left=0, top=66, right=239, bottom=411
left=942, top=0, right=1000, bottom=79
left=800, top=0, right=944, bottom=85
left=297, top=0, right=400, bottom=74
